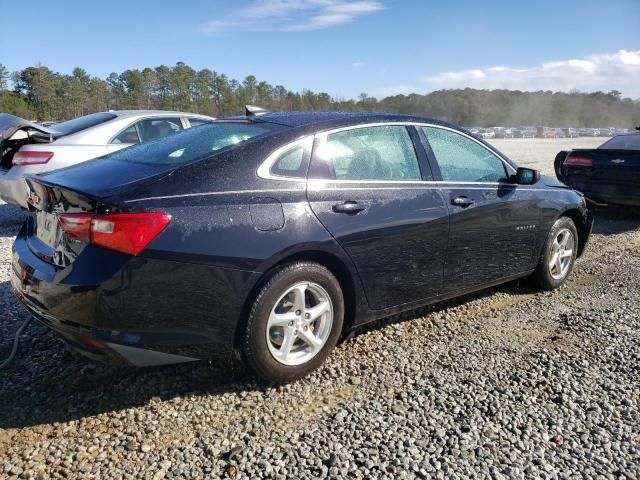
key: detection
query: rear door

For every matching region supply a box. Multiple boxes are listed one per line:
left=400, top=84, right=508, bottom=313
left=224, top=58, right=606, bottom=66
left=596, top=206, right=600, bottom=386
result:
left=420, top=125, right=540, bottom=291
left=307, top=124, right=449, bottom=310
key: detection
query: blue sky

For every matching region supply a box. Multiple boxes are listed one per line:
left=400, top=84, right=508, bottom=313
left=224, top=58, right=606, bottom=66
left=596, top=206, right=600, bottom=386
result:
left=1, top=0, right=639, bottom=98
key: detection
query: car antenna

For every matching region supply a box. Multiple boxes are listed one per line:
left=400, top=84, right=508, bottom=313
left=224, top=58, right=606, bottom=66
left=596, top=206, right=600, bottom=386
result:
left=245, top=105, right=270, bottom=117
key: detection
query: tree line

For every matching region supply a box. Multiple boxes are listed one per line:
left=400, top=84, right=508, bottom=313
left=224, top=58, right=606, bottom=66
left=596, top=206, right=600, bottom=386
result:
left=1, top=62, right=639, bottom=127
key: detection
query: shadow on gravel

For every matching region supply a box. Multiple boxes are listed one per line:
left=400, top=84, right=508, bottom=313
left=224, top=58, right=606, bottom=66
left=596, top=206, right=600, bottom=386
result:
left=591, top=206, right=640, bottom=235
left=346, top=277, right=538, bottom=342
left=0, top=344, right=261, bottom=429
left=0, top=277, right=539, bottom=430
left=0, top=277, right=262, bottom=429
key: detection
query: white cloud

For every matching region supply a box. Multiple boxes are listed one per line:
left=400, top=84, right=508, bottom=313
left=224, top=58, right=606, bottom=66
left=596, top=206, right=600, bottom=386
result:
left=423, top=50, right=640, bottom=98
left=200, top=0, right=384, bottom=34
left=352, top=60, right=365, bottom=68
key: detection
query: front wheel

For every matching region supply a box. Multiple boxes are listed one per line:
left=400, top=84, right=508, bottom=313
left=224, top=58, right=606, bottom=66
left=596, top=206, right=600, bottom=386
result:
left=533, top=217, right=578, bottom=290
left=243, top=262, right=344, bottom=383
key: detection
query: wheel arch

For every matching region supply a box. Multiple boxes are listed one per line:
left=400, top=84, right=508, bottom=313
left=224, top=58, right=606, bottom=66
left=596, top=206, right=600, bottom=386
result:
left=558, top=207, right=591, bottom=258
left=233, top=249, right=360, bottom=349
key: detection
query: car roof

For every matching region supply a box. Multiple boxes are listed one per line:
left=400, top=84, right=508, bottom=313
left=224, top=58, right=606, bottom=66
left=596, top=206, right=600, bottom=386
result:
left=109, top=110, right=214, bottom=119
left=225, top=111, right=458, bottom=130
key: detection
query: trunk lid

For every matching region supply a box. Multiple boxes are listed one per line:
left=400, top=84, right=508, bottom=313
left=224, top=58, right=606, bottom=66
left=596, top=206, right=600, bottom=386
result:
left=1, top=113, right=58, bottom=169
left=32, top=157, right=177, bottom=199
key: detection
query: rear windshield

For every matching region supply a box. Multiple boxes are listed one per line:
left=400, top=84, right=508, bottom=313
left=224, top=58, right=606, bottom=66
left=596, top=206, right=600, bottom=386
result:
left=599, top=134, right=640, bottom=150
left=107, top=121, right=283, bottom=165
left=51, top=112, right=117, bottom=136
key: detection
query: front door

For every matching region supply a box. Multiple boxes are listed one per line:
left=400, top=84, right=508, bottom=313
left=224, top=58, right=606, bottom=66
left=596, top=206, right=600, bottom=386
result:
left=420, top=126, right=540, bottom=291
left=306, top=124, right=449, bottom=311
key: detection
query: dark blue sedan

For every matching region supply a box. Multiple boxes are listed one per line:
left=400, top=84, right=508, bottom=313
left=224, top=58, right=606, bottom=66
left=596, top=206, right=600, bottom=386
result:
left=11, top=110, right=592, bottom=382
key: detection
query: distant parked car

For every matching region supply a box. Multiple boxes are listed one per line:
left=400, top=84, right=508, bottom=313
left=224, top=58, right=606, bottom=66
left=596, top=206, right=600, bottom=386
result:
left=555, top=130, right=640, bottom=206
left=465, top=127, right=482, bottom=139
left=563, top=128, right=580, bottom=138
left=580, top=128, right=598, bottom=137
left=537, top=127, right=557, bottom=138
left=0, top=110, right=216, bottom=208
left=554, top=128, right=566, bottom=139
left=597, top=128, right=614, bottom=137
left=493, top=127, right=515, bottom=139
left=480, top=128, right=495, bottom=139
left=514, top=127, right=536, bottom=139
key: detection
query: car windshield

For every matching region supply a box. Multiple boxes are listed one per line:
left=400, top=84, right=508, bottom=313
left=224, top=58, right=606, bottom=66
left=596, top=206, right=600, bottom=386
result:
left=108, top=121, right=284, bottom=165
left=599, top=135, right=640, bottom=150
left=50, top=112, right=117, bottom=136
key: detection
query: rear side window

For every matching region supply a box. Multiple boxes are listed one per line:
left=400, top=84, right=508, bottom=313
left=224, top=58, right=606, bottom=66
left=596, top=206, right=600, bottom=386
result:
left=50, top=112, right=116, bottom=136
left=270, top=144, right=309, bottom=178
left=109, top=122, right=282, bottom=165
left=599, top=135, right=640, bottom=150
left=112, top=124, right=141, bottom=144
left=422, top=127, right=509, bottom=183
left=189, top=117, right=215, bottom=128
left=312, top=125, right=421, bottom=181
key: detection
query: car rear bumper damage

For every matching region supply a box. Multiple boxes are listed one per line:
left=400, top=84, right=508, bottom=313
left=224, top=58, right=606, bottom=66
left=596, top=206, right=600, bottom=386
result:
left=0, top=168, right=30, bottom=208
left=11, top=229, right=259, bottom=366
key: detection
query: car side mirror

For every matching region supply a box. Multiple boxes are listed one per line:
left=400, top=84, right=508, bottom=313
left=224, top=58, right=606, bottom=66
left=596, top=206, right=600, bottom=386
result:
left=514, top=167, right=540, bottom=185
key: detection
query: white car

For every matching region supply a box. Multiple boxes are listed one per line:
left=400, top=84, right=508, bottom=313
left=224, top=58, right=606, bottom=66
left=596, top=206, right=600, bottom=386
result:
left=480, top=128, right=495, bottom=139
left=0, top=110, right=216, bottom=208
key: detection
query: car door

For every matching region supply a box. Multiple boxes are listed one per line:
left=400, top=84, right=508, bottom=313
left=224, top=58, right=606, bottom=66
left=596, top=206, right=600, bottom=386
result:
left=108, top=117, right=184, bottom=153
left=420, top=125, right=540, bottom=291
left=307, top=124, right=449, bottom=311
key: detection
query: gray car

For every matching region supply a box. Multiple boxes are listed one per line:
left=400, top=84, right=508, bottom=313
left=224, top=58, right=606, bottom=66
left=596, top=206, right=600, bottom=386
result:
left=0, top=110, right=215, bottom=208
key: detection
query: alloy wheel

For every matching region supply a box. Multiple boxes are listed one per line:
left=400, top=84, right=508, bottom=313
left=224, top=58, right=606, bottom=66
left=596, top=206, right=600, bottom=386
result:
left=548, top=227, right=574, bottom=280
left=266, top=282, right=334, bottom=366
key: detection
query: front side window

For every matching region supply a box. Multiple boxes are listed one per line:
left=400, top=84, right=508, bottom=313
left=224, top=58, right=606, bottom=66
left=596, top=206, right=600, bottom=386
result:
left=313, top=125, right=421, bottom=181
left=422, top=127, right=509, bottom=183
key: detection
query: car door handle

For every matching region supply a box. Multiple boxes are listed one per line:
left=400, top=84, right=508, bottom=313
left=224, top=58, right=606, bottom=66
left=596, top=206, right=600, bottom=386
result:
left=332, top=201, right=365, bottom=214
left=451, top=196, right=475, bottom=207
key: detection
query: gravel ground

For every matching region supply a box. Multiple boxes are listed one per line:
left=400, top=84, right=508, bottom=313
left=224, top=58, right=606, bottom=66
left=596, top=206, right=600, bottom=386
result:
left=1, top=150, right=639, bottom=478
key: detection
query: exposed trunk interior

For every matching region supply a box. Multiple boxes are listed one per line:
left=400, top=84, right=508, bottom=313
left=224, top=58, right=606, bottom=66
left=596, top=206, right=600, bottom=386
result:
left=0, top=113, right=57, bottom=169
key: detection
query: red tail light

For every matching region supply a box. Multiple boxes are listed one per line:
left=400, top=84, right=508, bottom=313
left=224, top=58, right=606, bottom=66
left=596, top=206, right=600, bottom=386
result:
left=13, top=151, right=55, bottom=165
left=564, top=154, right=593, bottom=167
left=58, top=212, right=171, bottom=255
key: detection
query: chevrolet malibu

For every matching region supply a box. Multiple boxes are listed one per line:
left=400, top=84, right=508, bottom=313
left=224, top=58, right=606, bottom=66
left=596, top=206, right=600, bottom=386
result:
left=12, top=110, right=593, bottom=382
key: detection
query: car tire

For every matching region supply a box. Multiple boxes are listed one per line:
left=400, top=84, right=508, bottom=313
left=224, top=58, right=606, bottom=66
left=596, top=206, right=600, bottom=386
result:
left=243, top=262, right=344, bottom=383
left=533, top=216, right=579, bottom=290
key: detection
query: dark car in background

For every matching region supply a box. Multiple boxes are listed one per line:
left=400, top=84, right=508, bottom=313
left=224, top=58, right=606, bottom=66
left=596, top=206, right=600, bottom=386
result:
left=537, top=126, right=557, bottom=138
left=12, top=110, right=592, bottom=382
left=555, top=130, right=640, bottom=206
left=513, top=127, right=536, bottom=139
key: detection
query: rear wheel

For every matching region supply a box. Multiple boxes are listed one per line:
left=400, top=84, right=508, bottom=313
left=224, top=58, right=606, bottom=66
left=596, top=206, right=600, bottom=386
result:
left=243, top=262, right=344, bottom=383
left=533, top=217, right=578, bottom=290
